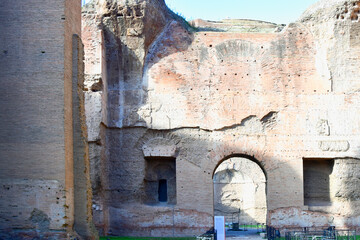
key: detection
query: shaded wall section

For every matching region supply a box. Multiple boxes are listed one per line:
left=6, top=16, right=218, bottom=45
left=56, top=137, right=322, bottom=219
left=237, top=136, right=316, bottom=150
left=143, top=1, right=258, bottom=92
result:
left=0, top=0, right=95, bottom=238
left=82, top=0, right=360, bottom=237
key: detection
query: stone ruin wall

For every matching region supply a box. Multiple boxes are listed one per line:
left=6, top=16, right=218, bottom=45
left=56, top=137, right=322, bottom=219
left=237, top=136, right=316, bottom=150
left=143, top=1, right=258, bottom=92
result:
left=0, top=0, right=98, bottom=239
left=82, top=0, right=360, bottom=237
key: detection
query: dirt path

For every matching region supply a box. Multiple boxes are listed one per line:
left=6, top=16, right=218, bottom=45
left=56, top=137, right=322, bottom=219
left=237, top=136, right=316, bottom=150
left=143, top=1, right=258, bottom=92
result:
left=225, top=228, right=265, bottom=240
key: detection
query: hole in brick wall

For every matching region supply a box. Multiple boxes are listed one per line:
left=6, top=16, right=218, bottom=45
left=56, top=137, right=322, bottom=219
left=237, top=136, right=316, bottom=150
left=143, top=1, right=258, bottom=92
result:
left=91, top=78, right=103, bottom=92
left=144, top=157, right=176, bottom=205
left=304, top=158, right=360, bottom=208
left=303, top=158, right=334, bottom=206
left=158, top=179, right=167, bottom=202
left=134, top=7, right=142, bottom=17
left=351, top=12, right=358, bottom=20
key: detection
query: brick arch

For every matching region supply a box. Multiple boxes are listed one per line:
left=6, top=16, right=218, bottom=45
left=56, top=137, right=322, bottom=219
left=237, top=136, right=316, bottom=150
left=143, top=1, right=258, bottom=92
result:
left=212, top=154, right=268, bottom=225
left=212, top=153, right=267, bottom=181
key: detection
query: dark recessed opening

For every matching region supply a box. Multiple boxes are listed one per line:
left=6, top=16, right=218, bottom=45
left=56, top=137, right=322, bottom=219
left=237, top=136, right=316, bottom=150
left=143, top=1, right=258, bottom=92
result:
left=144, top=157, right=176, bottom=205
left=303, top=158, right=334, bottom=206
left=158, top=179, right=167, bottom=202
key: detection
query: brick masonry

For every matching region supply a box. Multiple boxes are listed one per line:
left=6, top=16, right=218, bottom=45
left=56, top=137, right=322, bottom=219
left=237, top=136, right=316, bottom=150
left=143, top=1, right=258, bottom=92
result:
left=82, top=0, right=360, bottom=237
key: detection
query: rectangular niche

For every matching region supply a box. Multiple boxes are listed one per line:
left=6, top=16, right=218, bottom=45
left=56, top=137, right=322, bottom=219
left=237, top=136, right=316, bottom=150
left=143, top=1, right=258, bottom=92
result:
left=144, top=157, right=176, bottom=205
left=303, top=158, right=334, bottom=206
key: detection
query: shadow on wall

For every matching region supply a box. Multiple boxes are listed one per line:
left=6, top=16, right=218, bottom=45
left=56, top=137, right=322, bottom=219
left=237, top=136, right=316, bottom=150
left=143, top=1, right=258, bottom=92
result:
left=94, top=122, right=306, bottom=237
left=336, top=157, right=360, bottom=230
left=86, top=0, right=360, bottom=237
left=94, top=8, right=307, bottom=236
left=303, top=158, right=334, bottom=206
left=98, top=0, right=195, bottom=129
left=303, top=157, right=360, bottom=229
left=96, top=13, right=305, bottom=233
left=90, top=1, right=197, bottom=236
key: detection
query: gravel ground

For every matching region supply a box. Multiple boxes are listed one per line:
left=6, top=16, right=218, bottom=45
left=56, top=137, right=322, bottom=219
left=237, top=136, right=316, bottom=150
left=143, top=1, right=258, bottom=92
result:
left=225, top=228, right=265, bottom=239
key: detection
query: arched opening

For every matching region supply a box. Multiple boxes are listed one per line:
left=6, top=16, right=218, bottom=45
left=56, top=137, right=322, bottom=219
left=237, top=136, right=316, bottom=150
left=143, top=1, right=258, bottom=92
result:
left=213, top=156, right=267, bottom=236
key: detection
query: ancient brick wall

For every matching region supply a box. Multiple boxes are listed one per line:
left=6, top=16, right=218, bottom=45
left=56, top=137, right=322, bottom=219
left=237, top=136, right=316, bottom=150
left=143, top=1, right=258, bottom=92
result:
left=82, top=0, right=360, bottom=237
left=0, top=0, right=96, bottom=238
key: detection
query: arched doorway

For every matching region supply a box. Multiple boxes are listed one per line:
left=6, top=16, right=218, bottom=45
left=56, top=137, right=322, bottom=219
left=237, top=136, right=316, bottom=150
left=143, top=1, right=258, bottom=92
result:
left=213, top=156, right=267, bottom=230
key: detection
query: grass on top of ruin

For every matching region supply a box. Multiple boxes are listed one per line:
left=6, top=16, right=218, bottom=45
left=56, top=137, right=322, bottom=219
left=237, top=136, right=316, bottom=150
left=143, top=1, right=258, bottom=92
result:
left=100, top=237, right=196, bottom=240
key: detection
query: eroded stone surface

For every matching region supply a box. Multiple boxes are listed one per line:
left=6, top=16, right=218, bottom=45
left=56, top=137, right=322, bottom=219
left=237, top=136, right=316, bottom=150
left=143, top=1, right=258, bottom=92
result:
left=0, top=0, right=97, bottom=238
left=82, top=0, right=360, bottom=236
left=189, top=19, right=286, bottom=33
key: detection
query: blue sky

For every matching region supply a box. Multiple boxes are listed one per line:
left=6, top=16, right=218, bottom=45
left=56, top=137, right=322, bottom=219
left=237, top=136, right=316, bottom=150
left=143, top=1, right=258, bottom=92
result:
left=82, top=0, right=319, bottom=24
left=165, top=0, right=319, bottom=24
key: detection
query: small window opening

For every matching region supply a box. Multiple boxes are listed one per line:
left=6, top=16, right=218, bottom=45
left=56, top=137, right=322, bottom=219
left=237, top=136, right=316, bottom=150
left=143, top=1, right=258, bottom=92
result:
left=158, top=179, right=167, bottom=202
left=144, top=157, right=176, bottom=205
left=303, top=158, right=334, bottom=206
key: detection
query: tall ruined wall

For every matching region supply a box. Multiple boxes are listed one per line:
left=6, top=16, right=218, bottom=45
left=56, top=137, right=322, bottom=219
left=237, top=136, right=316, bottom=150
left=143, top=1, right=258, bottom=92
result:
left=299, top=0, right=360, bottom=92
left=82, top=0, right=360, bottom=237
left=0, top=0, right=95, bottom=239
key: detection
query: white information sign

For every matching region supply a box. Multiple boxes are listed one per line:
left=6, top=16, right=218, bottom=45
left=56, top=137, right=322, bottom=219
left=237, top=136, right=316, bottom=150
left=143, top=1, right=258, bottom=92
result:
left=214, top=216, right=225, bottom=240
